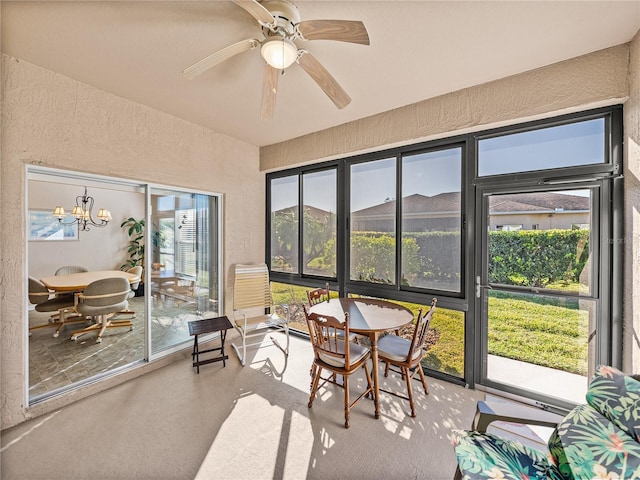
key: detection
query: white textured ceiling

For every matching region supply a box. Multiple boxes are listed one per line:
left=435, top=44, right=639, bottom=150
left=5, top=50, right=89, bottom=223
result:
left=2, top=1, right=640, bottom=147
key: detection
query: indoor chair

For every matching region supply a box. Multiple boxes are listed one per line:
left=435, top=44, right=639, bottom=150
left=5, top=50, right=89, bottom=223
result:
left=305, top=307, right=374, bottom=428
left=307, top=282, right=330, bottom=306
left=377, top=297, right=437, bottom=417
left=54, top=265, right=88, bottom=275
left=28, top=277, right=86, bottom=338
left=71, top=277, right=133, bottom=344
left=116, top=265, right=143, bottom=318
left=306, top=283, right=358, bottom=384
left=51, top=265, right=89, bottom=316
left=231, top=263, right=290, bottom=366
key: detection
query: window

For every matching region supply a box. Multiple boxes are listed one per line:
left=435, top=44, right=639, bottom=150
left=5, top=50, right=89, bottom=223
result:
left=269, top=166, right=339, bottom=279
left=303, top=170, right=337, bottom=277
left=478, top=118, right=606, bottom=176
left=266, top=105, right=622, bottom=393
left=401, top=147, right=462, bottom=292
left=270, top=175, right=299, bottom=273
left=350, top=158, right=396, bottom=284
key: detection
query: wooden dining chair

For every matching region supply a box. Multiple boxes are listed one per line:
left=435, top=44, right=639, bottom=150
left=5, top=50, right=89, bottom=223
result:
left=306, top=283, right=358, bottom=384
left=306, top=282, right=330, bottom=306
left=377, top=297, right=437, bottom=417
left=305, top=306, right=373, bottom=428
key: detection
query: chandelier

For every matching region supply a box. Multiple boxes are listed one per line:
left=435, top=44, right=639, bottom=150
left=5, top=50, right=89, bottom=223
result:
left=52, top=186, right=112, bottom=231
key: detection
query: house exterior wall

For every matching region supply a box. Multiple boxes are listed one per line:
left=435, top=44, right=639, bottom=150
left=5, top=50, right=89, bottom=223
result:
left=489, top=212, right=590, bottom=231
left=0, top=55, right=263, bottom=429
left=261, top=39, right=640, bottom=377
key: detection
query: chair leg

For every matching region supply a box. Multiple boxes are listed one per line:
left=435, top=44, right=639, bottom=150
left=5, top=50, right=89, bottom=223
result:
left=70, top=314, right=133, bottom=344
left=453, top=466, right=463, bottom=480
left=404, top=366, right=417, bottom=417
left=343, top=374, right=350, bottom=429
left=310, top=364, right=317, bottom=389
left=384, top=360, right=390, bottom=377
left=416, top=364, right=429, bottom=395
left=308, top=365, right=321, bottom=408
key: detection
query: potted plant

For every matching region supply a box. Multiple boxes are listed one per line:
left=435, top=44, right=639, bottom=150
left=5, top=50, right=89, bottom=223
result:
left=121, top=217, right=145, bottom=296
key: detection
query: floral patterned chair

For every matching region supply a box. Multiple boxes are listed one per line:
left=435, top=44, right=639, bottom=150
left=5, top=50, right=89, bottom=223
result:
left=452, top=365, right=640, bottom=479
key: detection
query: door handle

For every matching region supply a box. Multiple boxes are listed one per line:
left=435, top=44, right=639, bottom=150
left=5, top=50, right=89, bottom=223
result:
left=475, top=276, right=492, bottom=298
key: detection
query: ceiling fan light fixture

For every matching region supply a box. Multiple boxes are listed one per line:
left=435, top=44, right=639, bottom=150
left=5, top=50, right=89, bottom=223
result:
left=261, top=37, right=297, bottom=69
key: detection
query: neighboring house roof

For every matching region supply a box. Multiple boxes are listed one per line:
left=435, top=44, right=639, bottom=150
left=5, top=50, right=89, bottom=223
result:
left=273, top=205, right=334, bottom=219
left=275, top=192, right=589, bottom=219
left=353, top=193, right=461, bottom=217
left=489, top=192, right=589, bottom=214
left=351, top=191, right=588, bottom=218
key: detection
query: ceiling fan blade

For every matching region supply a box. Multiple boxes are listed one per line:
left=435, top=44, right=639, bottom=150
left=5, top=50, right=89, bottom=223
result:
left=182, top=38, right=259, bottom=79
left=298, top=51, right=351, bottom=109
left=261, top=64, right=279, bottom=120
left=296, top=20, right=370, bottom=45
left=232, top=0, right=276, bottom=27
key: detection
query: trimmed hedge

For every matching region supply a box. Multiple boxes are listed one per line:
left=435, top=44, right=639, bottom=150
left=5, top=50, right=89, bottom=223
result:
left=489, top=229, right=589, bottom=287
left=349, top=229, right=588, bottom=289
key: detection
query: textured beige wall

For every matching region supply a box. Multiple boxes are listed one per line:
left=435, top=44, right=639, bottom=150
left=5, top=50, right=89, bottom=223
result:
left=624, top=31, right=640, bottom=373
left=261, top=44, right=630, bottom=170
left=1, top=55, right=263, bottom=429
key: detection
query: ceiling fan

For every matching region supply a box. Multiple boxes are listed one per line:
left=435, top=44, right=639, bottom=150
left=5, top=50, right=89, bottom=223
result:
left=182, top=0, right=370, bottom=120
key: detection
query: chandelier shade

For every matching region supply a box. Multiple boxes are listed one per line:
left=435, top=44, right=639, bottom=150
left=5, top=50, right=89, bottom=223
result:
left=52, top=186, right=111, bottom=231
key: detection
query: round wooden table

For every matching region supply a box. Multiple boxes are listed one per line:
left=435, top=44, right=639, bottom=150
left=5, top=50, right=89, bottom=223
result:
left=308, top=297, right=414, bottom=419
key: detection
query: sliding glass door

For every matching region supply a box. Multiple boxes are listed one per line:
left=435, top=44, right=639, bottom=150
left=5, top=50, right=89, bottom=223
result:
left=27, top=169, right=147, bottom=400
left=149, top=188, right=222, bottom=356
left=27, top=168, right=223, bottom=404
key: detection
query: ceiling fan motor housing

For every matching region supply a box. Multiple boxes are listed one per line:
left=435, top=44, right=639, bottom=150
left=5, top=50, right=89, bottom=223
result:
left=261, top=0, right=301, bottom=38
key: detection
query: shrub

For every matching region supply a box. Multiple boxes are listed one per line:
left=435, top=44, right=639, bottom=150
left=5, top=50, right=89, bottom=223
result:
left=489, top=229, right=589, bottom=287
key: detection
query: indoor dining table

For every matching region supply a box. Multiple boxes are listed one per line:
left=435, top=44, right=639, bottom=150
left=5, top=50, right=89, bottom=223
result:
left=40, top=270, right=141, bottom=293
left=307, top=297, right=414, bottom=419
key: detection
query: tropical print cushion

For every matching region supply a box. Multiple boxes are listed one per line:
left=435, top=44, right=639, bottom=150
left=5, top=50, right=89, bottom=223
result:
left=453, top=366, right=640, bottom=480
left=585, top=364, right=640, bottom=442
left=549, top=403, right=640, bottom=480
left=452, top=429, right=564, bottom=480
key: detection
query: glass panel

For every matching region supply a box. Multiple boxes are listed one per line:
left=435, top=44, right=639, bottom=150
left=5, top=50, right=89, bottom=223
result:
left=27, top=174, right=146, bottom=400
left=157, top=217, right=175, bottom=270
left=346, top=293, right=464, bottom=379
left=302, top=170, right=337, bottom=277
left=270, top=281, right=337, bottom=334
left=422, top=306, right=464, bottom=379
left=270, top=176, right=299, bottom=273
left=350, top=158, right=396, bottom=284
left=401, top=147, right=462, bottom=292
left=478, top=118, right=605, bottom=176
left=486, top=290, right=591, bottom=403
left=488, top=189, right=592, bottom=296
left=150, top=190, right=221, bottom=355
